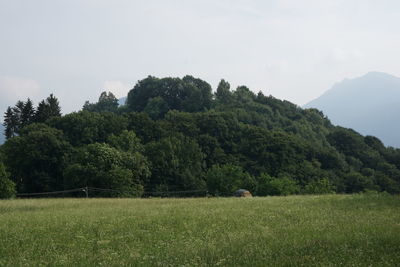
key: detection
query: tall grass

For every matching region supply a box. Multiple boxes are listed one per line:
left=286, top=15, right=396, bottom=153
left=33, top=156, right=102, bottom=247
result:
left=0, top=194, right=399, bottom=266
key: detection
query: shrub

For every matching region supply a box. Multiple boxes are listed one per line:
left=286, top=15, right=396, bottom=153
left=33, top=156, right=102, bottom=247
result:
left=206, top=164, right=255, bottom=196
left=303, top=178, right=336, bottom=194
left=0, top=163, right=16, bottom=199
left=256, top=173, right=299, bottom=196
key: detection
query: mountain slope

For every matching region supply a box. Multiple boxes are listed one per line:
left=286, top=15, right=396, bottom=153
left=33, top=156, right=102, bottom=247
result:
left=0, top=124, right=5, bottom=144
left=118, top=97, right=127, bottom=106
left=305, top=72, right=400, bottom=147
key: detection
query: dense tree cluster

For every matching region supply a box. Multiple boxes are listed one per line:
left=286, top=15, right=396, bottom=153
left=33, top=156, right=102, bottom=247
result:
left=3, top=94, right=61, bottom=138
left=1, top=75, right=400, bottom=198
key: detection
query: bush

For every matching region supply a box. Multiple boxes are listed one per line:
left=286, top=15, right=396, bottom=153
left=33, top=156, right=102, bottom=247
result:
left=206, top=164, right=255, bottom=196
left=256, top=173, right=299, bottom=196
left=0, top=163, right=16, bottom=199
left=303, top=178, right=336, bottom=194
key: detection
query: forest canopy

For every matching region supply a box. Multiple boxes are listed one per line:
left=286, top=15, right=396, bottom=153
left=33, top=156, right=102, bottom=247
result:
left=1, top=75, right=400, bottom=198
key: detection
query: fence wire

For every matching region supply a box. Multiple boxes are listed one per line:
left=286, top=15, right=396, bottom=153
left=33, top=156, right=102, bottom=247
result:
left=16, top=187, right=208, bottom=198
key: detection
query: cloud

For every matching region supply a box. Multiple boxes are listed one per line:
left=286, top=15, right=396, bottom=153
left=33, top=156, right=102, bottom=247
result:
left=102, top=80, right=132, bottom=98
left=317, top=48, right=364, bottom=67
left=0, top=76, right=40, bottom=106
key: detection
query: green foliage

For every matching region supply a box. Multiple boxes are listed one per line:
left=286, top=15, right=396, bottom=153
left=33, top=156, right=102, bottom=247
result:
left=126, top=76, right=212, bottom=113
left=64, top=143, right=149, bottom=197
left=35, top=94, right=62, bottom=123
left=215, top=79, right=233, bottom=104
left=107, top=130, right=143, bottom=153
left=303, top=178, right=336, bottom=194
left=206, top=164, right=254, bottom=196
left=3, top=95, right=61, bottom=139
left=3, top=75, right=400, bottom=196
left=49, top=111, right=127, bottom=146
left=344, top=172, right=376, bottom=193
left=83, top=91, right=119, bottom=113
left=256, top=173, right=300, bottom=196
left=3, top=106, right=18, bottom=139
left=2, top=123, right=72, bottom=193
left=143, top=96, right=169, bottom=119
left=0, top=162, right=16, bottom=199
left=145, top=135, right=206, bottom=191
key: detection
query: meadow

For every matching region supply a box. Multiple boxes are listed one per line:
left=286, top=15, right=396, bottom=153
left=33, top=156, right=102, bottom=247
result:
left=0, top=194, right=399, bottom=266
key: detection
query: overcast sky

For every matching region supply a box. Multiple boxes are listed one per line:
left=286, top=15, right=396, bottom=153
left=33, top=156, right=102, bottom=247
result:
left=1, top=0, right=400, bottom=114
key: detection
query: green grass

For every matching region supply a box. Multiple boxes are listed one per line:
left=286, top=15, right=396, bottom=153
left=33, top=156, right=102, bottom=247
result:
left=0, top=194, right=399, bottom=266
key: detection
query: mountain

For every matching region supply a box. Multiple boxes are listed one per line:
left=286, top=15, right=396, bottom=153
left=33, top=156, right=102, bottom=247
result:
left=0, top=124, right=4, bottom=144
left=305, top=72, right=400, bottom=147
left=118, top=97, right=127, bottom=106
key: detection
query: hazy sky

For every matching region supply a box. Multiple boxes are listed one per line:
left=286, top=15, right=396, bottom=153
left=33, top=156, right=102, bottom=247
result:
left=1, top=0, right=400, bottom=114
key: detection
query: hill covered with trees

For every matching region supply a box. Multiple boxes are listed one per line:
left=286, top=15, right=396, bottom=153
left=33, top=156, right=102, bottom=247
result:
left=1, top=75, right=400, bottom=198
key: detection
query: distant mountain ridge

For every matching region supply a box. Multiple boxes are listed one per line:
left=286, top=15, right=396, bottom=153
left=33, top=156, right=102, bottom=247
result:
left=118, top=97, right=127, bottom=106
left=0, top=124, right=4, bottom=144
left=305, top=71, right=400, bottom=147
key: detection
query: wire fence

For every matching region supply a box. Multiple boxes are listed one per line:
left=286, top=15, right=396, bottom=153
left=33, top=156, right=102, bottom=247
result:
left=16, top=187, right=208, bottom=198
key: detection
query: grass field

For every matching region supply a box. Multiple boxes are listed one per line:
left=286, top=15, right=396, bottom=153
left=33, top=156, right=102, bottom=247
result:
left=0, top=194, right=399, bottom=266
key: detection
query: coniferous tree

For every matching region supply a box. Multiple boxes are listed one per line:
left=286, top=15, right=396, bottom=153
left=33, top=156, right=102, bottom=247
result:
left=21, top=98, right=35, bottom=128
left=3, top=107, right=18, bottom=139
left=35, top=94, right=61, bottom=123
left=3, top=101, right=25, bottom=138
left=215, top=79, right=233, bottom=104
left=46, top=94, right=62, bottom=117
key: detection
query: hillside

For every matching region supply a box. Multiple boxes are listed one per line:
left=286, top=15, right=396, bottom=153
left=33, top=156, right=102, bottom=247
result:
left=305, top=72, right=400, bottom=147
left=0, top=124, right=4, bottom=144
left=1, top=75, right=400, bottom=197
left=118, top=96, right=127, bottom=106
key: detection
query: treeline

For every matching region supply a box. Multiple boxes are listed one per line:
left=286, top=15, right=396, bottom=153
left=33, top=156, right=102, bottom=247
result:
left=1, top=75, right=400, bottom=198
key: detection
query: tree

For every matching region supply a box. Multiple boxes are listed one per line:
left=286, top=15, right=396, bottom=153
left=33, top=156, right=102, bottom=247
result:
left=126, top=76, right=213, bottom=113
left=64, top=143, right=150, bottom=197
left=143, top=96, right=169, bottom=119
left=215, top=79, right=233, bottom=104
left=3, top=107, right=18, bottom=139
left=2, top=123, right=72, bottom=193
left=182, top=75, right=213, bottom=110
left=107, top=130, right=144, bottom=153
left=303, top=178, right=336, bottom=194
left=48, top=111, right=127, bottom=146
left=145, top=135, right=206, bottom=191
left=256, top=173, right=299, bottom=196
left=35, top=94, right=61, bottom=123
left=343, top=172, right=376, bottom=193
left=83, top=91, right=119, bottom=113
left=3, top=100, right=25, bottom=138
left=0, top=162, right=15, bottom=199
left=125, top=112, right=166, bottom=143
left=20, top=98, right=35, bottom=128
left=206, top=164, right=254, bottom=196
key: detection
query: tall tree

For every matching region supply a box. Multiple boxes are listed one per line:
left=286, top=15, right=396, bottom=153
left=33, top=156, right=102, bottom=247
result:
left=2, top=123, right=72, bottom=193
left=145, top=135, right=206, bottom=191
left=83, top=91, right=119, bottom=112
left=126, top=76, right=213, bottom=114
left=3, top=99, right=32, bottom=139
left=35, top=94, right=62, bottom=123
left=3, top=107, right=18, bottom=139
left=215, top=79, right=233, bottom=104
left=21, top=98, right=35, bottom=127
left=0, top=161, right=16, bottom=199
left=64, top=142, right=150, bottom=197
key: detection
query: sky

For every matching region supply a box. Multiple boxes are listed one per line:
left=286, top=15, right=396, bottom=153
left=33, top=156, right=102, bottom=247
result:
left=1, top=0, right=400, bottom=115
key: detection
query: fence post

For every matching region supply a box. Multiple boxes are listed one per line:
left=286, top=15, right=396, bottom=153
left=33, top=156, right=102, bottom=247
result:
left=85, top=186, right=89, bottom=198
